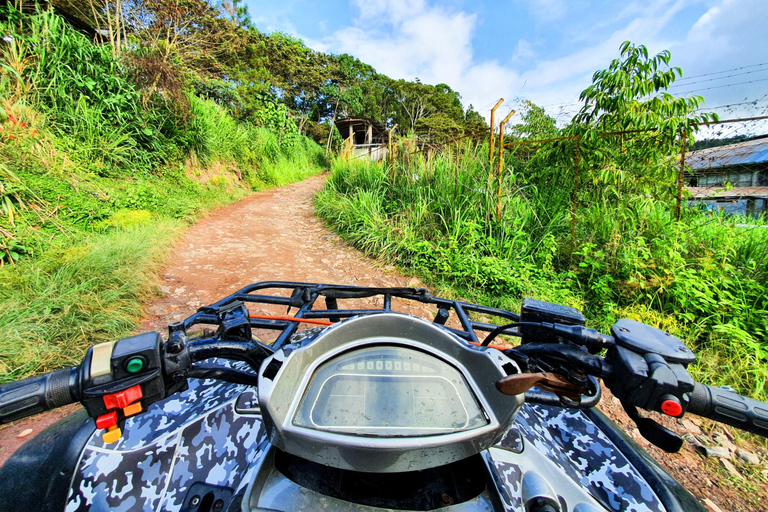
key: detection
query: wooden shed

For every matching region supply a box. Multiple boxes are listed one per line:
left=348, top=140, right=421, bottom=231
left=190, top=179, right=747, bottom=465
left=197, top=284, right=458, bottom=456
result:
left=334, top=118, right=388, bottom=161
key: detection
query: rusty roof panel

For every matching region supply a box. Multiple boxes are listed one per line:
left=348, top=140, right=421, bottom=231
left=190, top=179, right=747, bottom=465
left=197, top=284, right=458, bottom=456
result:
left=687, top=186, right=768, bottom=199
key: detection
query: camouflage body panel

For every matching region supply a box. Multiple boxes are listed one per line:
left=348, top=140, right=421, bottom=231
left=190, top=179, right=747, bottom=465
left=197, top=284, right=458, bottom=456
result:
left=64, top=327, right=663, bottom=512
left=493, top=404, right=663, bottom=512
left=66, top=360, right=268, bottom=512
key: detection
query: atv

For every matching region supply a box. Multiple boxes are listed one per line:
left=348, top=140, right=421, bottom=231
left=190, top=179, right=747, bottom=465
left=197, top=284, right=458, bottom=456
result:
left=1, top=281, right=764, bottom=512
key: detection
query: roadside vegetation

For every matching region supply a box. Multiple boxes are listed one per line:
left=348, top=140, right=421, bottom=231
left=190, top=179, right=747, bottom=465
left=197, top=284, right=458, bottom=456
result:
left=0, top=6, right=326, bottom=381
left=317, top=43, right=768, bottom=401
left=0, top=0, right=498, bottom=380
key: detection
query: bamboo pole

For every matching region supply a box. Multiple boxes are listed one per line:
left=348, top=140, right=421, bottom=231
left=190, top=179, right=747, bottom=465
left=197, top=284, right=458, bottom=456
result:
left=388, top=124, right=398, bottom=173
left=488, top=98, right=504, bottom=171
left=676, top=132, right=687, bottom=221
left=496, top=110, right=515, bottom=221
left=570, top=137, right=582, bottom=257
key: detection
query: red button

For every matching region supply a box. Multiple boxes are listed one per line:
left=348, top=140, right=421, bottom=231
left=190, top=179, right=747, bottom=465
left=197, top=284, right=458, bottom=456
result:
left=103, top=384, right=143, bottom=410
left=661, top=399, right=683, bottom=417
left=95, top=410, right=118, bottom=430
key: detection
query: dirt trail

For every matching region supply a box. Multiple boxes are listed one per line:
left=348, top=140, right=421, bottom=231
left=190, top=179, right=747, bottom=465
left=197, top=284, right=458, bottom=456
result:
left=138, top=174, right=430, bottom=335
left=1, top=174, right=765, bottom=511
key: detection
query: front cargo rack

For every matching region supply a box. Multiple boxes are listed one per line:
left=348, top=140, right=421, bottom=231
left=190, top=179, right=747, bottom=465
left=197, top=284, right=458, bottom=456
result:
left=179, top=281, right=521, bottom=351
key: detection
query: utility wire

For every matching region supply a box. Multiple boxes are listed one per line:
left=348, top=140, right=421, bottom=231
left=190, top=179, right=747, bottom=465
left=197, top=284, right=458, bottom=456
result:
left=674, top=77, right=768, bottom=95
left=694, top=94, right=768, bottom=112
left=540, top=62, right=768, bottom=110
left=669, top=67, right=768, bottom=88
left=675, top=62, right=768, bottom=82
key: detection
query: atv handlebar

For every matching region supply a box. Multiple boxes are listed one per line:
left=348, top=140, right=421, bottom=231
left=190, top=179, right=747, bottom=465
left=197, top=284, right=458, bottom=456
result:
left=1, top=282, right=768, bottom=449
left=0, top=367, right=80, bottom=425
left=687, top=382, right=768, bottom=438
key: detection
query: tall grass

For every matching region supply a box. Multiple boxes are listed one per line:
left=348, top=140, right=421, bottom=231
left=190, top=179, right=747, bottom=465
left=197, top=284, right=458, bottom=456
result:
left=0, top=8, right=328, bottom=381
left=0, top=221, right=183, bottom=381
left=317, top=145, right=768, bottom=400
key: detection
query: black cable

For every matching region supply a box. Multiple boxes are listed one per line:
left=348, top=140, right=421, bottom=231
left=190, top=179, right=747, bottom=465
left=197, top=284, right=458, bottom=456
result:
left=508, top=343, right=611, bottom=378
left=480, top=321, right=542, bottom=347
left=675, top=61, right=768, bottom=82
left=674, top=76, right=768, bottom=95
left=669, top=67, right=768, bottom=88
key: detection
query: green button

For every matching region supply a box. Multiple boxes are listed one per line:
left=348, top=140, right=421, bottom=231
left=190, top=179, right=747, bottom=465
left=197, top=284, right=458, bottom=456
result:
left=126, top=358, right=144, bottom=373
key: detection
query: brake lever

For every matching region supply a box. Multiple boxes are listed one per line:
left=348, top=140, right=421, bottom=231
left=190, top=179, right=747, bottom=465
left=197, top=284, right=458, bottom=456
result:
left=496, top=372, right=582, bottom=400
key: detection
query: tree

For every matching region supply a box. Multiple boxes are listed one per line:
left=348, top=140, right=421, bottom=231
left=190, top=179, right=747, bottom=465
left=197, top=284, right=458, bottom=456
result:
left=259, top=32, right=336, bottom=133
left=462, top=105, right=488, bottom=142
left=510, top=100, right=558, bottom=140
left=566, top=41, right=717, bottom=200
left=414, top=114, right=463, bottom=144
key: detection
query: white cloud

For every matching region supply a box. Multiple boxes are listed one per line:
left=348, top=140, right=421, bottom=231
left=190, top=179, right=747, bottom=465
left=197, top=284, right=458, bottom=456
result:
left=514, top=0, right=570, bottom=23
left=327, top=1, right=476, bottom=87
left=512, top=40, right=536, bottom=62
left=672, top=0, right=768, bottom=109
left=286, top=0, right=768, bottom=124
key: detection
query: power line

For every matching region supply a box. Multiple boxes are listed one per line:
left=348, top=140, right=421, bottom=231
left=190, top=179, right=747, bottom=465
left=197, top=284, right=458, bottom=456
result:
left=540, top=62, right=768, bottom=109
left=669, top=67, right=768, bottom=88
left=674, top=76, right=768, bottom=95
left=675, top=61, right=768, bottom=82
left=695, top=94, right=768, bottom=111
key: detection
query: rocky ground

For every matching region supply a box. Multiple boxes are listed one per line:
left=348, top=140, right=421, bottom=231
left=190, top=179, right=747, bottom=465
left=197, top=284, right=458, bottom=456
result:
left=1, top=174, right=765, bottom=511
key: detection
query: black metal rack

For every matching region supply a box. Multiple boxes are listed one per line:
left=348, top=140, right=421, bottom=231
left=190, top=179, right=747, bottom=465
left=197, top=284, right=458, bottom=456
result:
left=181, top=281, right=521, bottom=350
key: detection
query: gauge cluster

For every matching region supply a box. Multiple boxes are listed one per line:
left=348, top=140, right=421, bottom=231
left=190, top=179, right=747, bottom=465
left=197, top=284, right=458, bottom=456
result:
left=257, top=313, right=524, bottom=473
left=293, top=346, right=487, bottom=436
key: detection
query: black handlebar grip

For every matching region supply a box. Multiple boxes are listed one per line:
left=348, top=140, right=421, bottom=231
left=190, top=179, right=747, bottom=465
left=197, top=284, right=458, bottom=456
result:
left=687, top=382, right=768, bottom=437
left=0, top=367, right=79, bottom=424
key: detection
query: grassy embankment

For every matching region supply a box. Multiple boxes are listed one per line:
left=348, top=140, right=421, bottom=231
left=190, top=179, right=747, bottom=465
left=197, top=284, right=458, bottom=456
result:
left=316, top=147, right=768, bottom=401
left=0, top=10, right=326, bottom=381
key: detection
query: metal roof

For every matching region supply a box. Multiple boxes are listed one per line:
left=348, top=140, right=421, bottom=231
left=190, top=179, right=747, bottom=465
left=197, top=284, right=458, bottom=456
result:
left=687, top=137, right=768, bottom=170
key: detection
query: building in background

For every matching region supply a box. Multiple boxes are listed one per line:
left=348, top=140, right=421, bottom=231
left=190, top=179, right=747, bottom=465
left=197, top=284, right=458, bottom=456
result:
left=686, top=137, right=768, bottom=218
left=334, top=118, right=388, bottom=161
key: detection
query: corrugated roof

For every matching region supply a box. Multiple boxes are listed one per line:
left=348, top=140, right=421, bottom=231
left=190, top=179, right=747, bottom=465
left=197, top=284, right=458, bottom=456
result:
left=687, top=137, right=768, bottom=170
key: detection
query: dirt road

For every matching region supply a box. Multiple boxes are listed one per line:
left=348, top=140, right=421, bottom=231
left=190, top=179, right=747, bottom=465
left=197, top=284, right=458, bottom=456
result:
left=1, top=174, right=764, bottom=511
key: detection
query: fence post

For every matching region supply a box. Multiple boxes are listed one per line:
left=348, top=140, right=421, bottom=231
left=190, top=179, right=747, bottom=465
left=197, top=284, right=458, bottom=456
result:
left=388, top=124, right=398, bottom=174
left=489, top=98, right=504, bottom=176
left=570, top=137, right=581, bottom=257
left=496, top=110, right=515, bottom=221
left=676, top=132, right=687, bottom=221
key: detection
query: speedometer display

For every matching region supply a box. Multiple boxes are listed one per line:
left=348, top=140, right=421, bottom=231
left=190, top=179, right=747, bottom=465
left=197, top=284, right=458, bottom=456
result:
left=292, top=346, right=487, bottom=436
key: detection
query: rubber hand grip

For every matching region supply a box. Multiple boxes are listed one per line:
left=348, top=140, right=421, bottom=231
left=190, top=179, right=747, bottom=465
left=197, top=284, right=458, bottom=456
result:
left=687, top=382, right=768, bottom=437
left=0, top=368, right=78, bottom=424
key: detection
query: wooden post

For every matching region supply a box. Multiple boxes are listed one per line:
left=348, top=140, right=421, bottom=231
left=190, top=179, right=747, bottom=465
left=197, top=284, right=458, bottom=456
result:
left=676, top=132, right=687, bottom=221
left=496, top=110, right=515, bottom=221
left=489, top=98, right=504, bottom=178
left=570, top=137, right=581, bottom=257
left=388, top=124, right=398, bottom=172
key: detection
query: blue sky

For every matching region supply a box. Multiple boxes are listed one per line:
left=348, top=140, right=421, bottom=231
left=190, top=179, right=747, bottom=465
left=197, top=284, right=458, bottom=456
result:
left=243, top=0, right=768, bottom=123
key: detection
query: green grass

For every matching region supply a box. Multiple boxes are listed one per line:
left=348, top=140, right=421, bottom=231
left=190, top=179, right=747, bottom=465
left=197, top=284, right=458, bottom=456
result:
left=0, top=221, right=183, bottom=380
left=316, top=147, right=768, bottom=401
left=0, top=9, right=327, bottom=382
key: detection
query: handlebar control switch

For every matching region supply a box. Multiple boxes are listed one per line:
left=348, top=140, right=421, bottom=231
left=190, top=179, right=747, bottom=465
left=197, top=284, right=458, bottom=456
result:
left=605, top=319, right=698, bottom=436
left=660, top=395, right=684, bottom=417
left=611, top=319, right=695, bottom=365
left=80, top=332, right=166, bottom=423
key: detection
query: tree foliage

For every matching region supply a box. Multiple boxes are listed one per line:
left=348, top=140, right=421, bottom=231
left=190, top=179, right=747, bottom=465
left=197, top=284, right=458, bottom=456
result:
left=566, top=42, right=718, bottom=201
